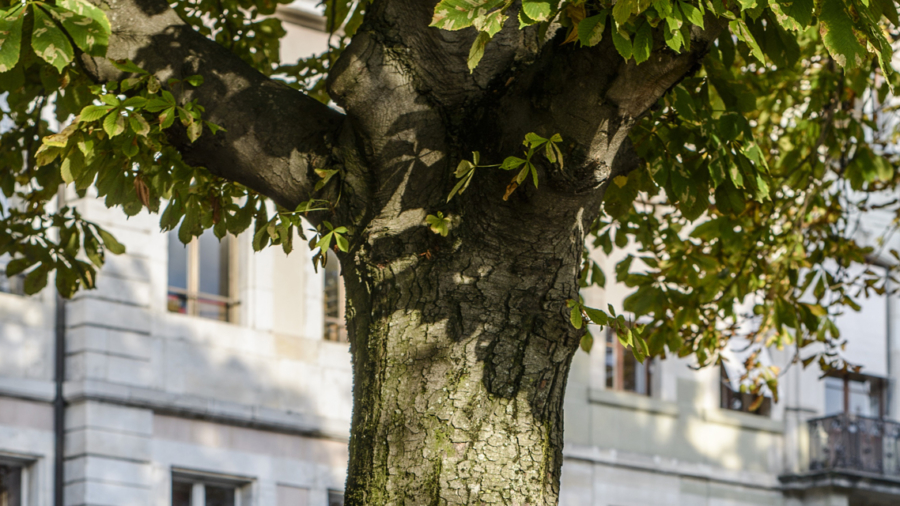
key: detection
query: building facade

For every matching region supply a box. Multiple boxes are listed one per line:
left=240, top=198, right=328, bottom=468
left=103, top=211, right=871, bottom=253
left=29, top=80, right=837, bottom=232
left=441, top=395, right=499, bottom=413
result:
left=1, top=3, right=900, bottom=506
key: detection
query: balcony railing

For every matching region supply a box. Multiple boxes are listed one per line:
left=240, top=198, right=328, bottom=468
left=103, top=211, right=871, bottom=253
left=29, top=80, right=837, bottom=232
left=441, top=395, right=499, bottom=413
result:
left=808, top=413, right=900, bottom=477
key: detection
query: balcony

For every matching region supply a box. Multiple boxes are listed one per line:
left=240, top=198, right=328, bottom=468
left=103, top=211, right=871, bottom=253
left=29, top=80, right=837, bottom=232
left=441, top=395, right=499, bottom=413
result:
left=781, top=414, right=900, bottom=503
left=808, top=414, right=900, bottom=476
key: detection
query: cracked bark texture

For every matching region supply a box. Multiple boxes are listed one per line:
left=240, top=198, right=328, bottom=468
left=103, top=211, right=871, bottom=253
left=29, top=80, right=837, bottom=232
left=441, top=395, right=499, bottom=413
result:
left=84, top=0, right=723, bottom=503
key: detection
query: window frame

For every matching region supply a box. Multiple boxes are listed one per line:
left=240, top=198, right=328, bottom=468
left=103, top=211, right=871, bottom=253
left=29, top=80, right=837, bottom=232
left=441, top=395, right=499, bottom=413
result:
left=327, top=490, right=345, bottom=506
left=171, top=469, right=252, bottom=506
left=824, top=370, right=887, bottom=419
left=604, top=327, right=653, bottom=396
left=167, top=231, right=239, bottom=323
left=0, top=457, right=32, bottom=506
left=719, top=367, right=772, bottom=416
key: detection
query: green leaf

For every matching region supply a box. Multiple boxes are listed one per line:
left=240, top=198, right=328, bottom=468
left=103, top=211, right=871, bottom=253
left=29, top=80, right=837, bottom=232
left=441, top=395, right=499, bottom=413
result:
left=522, top=0, right=553, bottom=22
left=578, top=11, right=608, bottom=47
left=31, top=6, right=75, bottom=72
left=334, top=232, right=349, bottom=252
left=57, top=0, right=110, bottom=34
left=97, top=228, right=126, bottom=254
left=570, top=304, right=584, bottom=329
left=103, top=111, right=125, bottom=137
left=187, top=120, right=203, bottom=142
left=45, top=4, right=109, bottom=57
left=128, top=114, right=151, bottom=136
left=633, top=21, right=653, bottom=64
left=584, top=307, right=609, bottom=326
left=6, top=258, right=35, bottom=277
left=678, top=1, right=704, bottom=28
left=729, top=19, right=765, bottom=64
left=109, top=58, right=146, bottom=74
left=314, top=168, right=339, bottom=191
left=468, top=31, right=492, bottom=72
left=612, top=29, right=633, bottom=61
left=613, top=0, right=638, bottom=26
left=184, top=74, right=204, bottom=87
left=0, top=9, right=24, bottom=73
left=426, top=212, right=451, bottom=237
left=24, top=263, right=49, bottom=295
left=431, top=0, right=507, bottom=31
left=500, top=156, right=526, bottom=170
left=818, top=0, right=868, bottom=69
left=770, top=0, right=813, bottom=29
left=524, top=132, right=548, bottom=148
left=580, top=332, right=593, bottom=353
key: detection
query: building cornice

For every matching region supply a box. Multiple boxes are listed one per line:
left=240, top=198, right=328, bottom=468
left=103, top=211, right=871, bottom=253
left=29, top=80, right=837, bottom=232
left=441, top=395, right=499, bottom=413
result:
left=62, top=379, right=350, bottom=442
left=563, top=442, right=783, bottom=491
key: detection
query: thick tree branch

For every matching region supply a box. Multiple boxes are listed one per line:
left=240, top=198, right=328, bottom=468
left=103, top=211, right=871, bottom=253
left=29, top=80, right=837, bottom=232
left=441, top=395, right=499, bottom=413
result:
left=81, top=0, right=346, bottom=210
left=365, top=0, right=544, bottom=113
left=489, top=18, right=727, bottom=198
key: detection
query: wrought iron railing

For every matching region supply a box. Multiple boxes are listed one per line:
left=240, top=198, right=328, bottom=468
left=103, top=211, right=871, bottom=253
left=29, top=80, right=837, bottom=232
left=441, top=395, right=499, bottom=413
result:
left=808, top=413, right=900, bottom=477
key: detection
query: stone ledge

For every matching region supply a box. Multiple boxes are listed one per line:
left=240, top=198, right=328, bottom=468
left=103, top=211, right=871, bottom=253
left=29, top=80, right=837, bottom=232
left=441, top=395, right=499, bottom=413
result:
left=0, top=376, right=55, bottom=403
left=588, top=388, right=679, bottom=416
left=564, top=443, right=782, bottom=491
left=702, top=407, right=784, bottom=433
left=780, top=470, right=900, bottom=496
left=63, top=379, right=350, bottom=442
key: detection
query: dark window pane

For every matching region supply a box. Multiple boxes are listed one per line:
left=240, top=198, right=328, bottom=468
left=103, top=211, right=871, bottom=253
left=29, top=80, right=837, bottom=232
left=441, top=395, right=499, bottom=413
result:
left=324, top=253, right=340, bottom=319
left=328, top=490, right=344, bottom=506
left=205, top=485, right=235, bottom=506
left=0, top=464, right=21, bottom=506
left=720, top=368, right=771, bottom=416
left=824, top=377, right=844, bottom=416
left=622, top=352, right=649, bottom=395
left=198, top=230, right=229, bottom=298
left=605, top=330, right=615, bottom=389
left=323, top=251, right=345, bottom=342
left=168, top=230, right=188, bottom=290
left=172, top=481, right=192, bottom=506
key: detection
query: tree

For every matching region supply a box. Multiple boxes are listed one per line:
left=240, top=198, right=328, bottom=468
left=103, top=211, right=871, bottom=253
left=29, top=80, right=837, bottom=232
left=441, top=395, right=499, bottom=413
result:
left=1, top=0, right=899, bottom=502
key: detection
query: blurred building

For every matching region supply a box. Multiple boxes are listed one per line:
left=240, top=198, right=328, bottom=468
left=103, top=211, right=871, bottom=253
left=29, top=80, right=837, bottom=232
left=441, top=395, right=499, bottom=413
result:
left=1, top=3, right=899, bottom=506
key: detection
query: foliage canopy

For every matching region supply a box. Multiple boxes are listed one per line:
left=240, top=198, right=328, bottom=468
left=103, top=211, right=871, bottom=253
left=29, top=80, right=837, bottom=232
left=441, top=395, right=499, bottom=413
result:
left=1, top=0, right=899, bottom=398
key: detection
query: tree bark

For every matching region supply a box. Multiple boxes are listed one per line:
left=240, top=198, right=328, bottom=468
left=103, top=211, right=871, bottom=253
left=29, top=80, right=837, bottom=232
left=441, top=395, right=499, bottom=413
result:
left=84, top=0, right=725, bottom=503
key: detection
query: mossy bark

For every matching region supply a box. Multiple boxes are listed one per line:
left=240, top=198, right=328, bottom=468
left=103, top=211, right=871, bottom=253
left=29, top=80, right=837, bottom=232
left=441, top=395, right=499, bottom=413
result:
left=341, top=213, right=585, bottom=505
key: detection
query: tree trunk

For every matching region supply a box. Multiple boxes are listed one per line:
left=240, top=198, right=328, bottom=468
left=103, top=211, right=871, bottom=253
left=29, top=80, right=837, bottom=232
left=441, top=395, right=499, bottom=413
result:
left=342, top=204, right=587, bottom=505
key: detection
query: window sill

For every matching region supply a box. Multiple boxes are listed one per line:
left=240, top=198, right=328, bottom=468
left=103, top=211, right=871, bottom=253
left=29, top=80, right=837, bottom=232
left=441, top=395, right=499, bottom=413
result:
left=588, top=388, right=679, bottom=417
left=702, top=408, right=784, bottom=433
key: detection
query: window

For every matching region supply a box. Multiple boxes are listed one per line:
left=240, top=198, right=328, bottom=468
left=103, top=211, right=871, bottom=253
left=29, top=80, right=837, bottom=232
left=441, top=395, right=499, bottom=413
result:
left=605, top=328, right=652, bottom=395
left=167, top=229, right=237, bottom=322
left=172, top=473, right=248, bottom=506
left=719, top=340, right=774, bottom=416
left=0, top=463, right=22, bottom=506
left=327, top=490, right=344, bottom=506
left=323, top=251, right=346, bottom=342
left=720, top=367, right=772, bottom=416
left=824, top=373, right=886, bottom=418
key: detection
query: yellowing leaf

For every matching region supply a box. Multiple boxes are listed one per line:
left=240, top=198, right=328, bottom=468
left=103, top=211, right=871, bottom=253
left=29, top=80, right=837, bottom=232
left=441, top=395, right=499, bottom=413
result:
left=0, top=9, right=24, bottom=73
left=31, top=6, right=74, bottom=72
left=818, top=0, right=867, bottom=69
